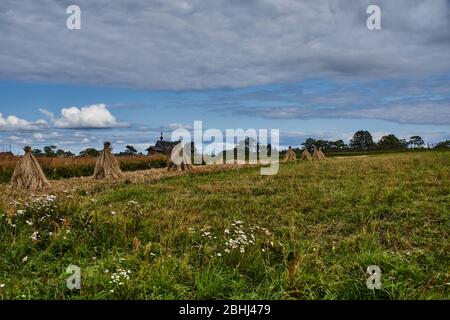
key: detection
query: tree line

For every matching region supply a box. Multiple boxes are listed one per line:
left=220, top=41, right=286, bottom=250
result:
left=29, top=131, right=449, bottom=158
left=31, top=145, right=143, bottom=158
left=301, top=131, right=449, bottom=152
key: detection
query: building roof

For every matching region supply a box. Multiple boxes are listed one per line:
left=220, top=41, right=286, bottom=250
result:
left=146, top=140, right=180, bottom=152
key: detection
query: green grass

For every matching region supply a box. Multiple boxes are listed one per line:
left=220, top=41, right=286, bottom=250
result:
left=0, top=151, right=449, bottom=299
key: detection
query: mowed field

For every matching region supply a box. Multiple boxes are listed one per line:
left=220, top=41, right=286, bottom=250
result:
left=0, top=151, right=449, bottom=299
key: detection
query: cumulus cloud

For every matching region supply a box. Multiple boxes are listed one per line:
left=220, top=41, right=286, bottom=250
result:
left=0, top=0, right=449, bottom=90
left=41, top=104, right=127, bottom=128
left=0, top=113, right=48, bottom=131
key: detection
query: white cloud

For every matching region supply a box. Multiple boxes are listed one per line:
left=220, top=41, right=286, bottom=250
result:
left=0, top=113, right=48, bottom=131
left=231, top=101, right=450, bottom=125
left=168, top=123, right=193, bottom=130
left=346, top=103, right=450, bottom=125
left=41, top=104, right=126, bottom=129
left=32, top=131, right=61, bottom=141
left=33, top=133, right=44, bottom=140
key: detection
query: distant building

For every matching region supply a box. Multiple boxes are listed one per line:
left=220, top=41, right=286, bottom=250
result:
left=146, top=132, right=180, bottom=156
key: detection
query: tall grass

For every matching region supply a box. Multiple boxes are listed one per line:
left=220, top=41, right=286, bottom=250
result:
left=0, top=155, right=168, bottom=183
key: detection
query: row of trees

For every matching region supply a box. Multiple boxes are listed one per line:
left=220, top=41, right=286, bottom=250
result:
left=32, top=145, right=142, bottom=158
left=30, top=132, right=449, bottom=158
left=301, top=131, right=433, bottom=152
left=31, top=145, right=74, bottom=158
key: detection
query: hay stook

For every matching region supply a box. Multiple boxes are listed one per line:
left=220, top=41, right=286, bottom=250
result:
left=312, top=147, right=326, bottom=161
left=11, top=146, right=49, bottom=190
left=301, top=149, right=312, bottom=160
left=93, top=142, right=122, bottom=179
left=284, top=146, right=297, bottom=162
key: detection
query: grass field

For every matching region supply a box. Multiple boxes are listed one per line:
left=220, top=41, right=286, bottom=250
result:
left=0, top=151, right=449, bottom=299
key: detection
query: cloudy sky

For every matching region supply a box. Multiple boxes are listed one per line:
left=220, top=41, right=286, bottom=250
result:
left=0, top=0, right=449, bottom=154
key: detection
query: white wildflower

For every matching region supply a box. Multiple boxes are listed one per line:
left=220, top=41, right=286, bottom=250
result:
left=31, top=231, right=39, bottom=241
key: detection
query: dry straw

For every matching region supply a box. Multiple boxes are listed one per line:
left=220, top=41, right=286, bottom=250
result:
left=301, top=149, right=312, bottom=160
left=284, top=146, right=297, bottom=162
left=312, top=147, right=326, bottom=160
left=11, top=146, right=49, bottom=190
left=93, top=142, right=122, bottom=179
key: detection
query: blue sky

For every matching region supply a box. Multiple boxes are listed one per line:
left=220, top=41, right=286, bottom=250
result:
left=0, top=0, right=449, bottom=154
left=1, top=76, right=448, bottom=154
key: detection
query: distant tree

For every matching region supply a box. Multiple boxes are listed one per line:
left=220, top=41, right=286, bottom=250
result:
left=314, top=140, right=330, bottom=150
left=43, top=145, right=57, bottom=157
left=302, top=138, right=317, bottom=152
left=55, top=149, right=74, bottom=158
left=434, top=140, right=450, bottom=149
left=301, top=138, right=347, bottom=152
left=125, top=145, right=138, bottom=155
left=409, top=136, right=424, bottom=149
left=377, top=134, right=407, bottom=150
left=237, top=137, right=257, bottom=154
left=32, top=148, right=43, bottom=157
left=79, top=148, right=100, bottom=157
left=400, top=139, right=409, bottom=148
left=56, top=149, right=65, bottom=158
left=350, top=131, right=374, bottom=151
left=328, top=139, right=347, bottom=150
